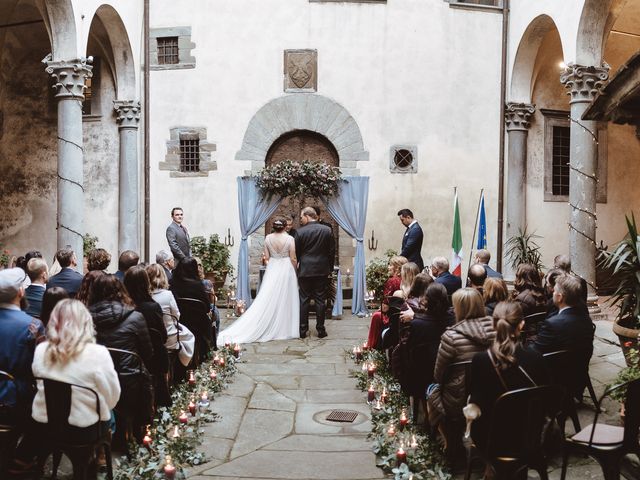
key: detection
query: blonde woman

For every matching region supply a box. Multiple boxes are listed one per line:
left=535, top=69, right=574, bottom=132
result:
left=31, top=299, right=120, bottom=440
left=427, top=288, right=494, bottom=455
left=366, top=255, right=407, bottom=349
left=393, top=262, right=421, bottom=299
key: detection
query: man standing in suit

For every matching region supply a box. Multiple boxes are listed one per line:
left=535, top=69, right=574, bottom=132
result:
left=166, top=207, right=191, bottom=261
left=47, top=248, right=83, bottom=297
left=430, top=257, right=462, bottom=297
left=473, top=249, right=502, bottom=279
left=397, top=209, right=424, bottom=270
left=24, top=258, right=48, bottom=318
left=296, top=207, right=335, bottom=339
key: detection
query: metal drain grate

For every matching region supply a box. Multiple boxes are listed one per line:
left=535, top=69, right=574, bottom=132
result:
left=326, top=410, right=358, bottom=423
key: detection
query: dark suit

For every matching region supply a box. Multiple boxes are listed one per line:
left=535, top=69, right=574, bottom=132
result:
left=435, top=271, right=462, bottom=297
left=400, top=222, right=424, bottom=270
left=533, top=306, right=594, bottom=397
left=25, top=284, right=46, bottom=318
left=295, top=221, right=335, bottom=336
left=166, top=222, right=191, bottom=261
left=481, top=263, right=503, bottom=279
left=47, top=267, right=83, bottom=298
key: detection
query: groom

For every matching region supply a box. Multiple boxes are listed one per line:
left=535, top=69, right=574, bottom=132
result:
left=295, top=206, right=335, bottom=339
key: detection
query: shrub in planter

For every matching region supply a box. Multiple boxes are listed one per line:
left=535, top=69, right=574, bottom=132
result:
left=190, top=235, right=234, bottom=289
left=365, top=249, right=397, bottom=303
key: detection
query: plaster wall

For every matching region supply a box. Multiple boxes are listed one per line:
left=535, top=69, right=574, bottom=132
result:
left=148, top=0, right=503, bottom=277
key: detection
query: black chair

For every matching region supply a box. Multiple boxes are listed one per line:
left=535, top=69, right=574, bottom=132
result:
left=522, top=311, right=547, bottom=344
left=542, top=350, right=582, bottom=433
left=465, top=385, right=563, bottom=480
left=175, top=297, right=215, bottom=364
left=0, top=370, right=18, bottom=475
left=560, top=377, right=640, bottom=480
left=34, top=377, right=113, bottom=480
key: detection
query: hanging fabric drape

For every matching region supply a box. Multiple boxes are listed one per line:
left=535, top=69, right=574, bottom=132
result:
left=322, top=176, right=369, bottom=316
left=236, top=177, right=282, bottom=306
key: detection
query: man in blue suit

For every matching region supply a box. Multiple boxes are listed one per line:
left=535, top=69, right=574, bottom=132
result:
left=24, top=258, right=48, bottom=318
left=430, top=256, right=462, bottom=297
left=474, top=249, right=503, bottom=279
left=47, top=248, right=83, bottom=298
left=397, top=209, right=424, bottom=270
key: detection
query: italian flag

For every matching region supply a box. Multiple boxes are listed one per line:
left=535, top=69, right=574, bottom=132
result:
left=451, top=191, right=463, bottom=277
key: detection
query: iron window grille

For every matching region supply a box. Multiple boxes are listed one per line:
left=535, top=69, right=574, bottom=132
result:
left=157, top=37, right=179, bottom=65
left=180, top=138, right=200, bottom=172
left=552, top=125, right=570, bottom=196
left=393, top=149, right=414, bottom=170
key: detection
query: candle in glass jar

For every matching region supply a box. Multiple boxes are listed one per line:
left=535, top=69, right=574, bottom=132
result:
left=179, top=410, right=188, bottom=424
left=210, top=368, right=218, bottom=380
left=188, top=370, right=196, bottom=386
left=374, top=399, right=382, bottom=410
left=188, top=399, right=197, bottom=416
left=143, top=426, right=152, bottom=447
left=233, top=343, right=241, bottom=358
left=367, top=384, right=375, bottom=402
left=367, top=363, right=375, bottom=378
left=171, top=425, right=180, bottom=439
left=164, top=455, right=176, bottom=479
left=199, top=391, right=210, bottom=411
left=399, top=409, right=408, bottom=431
left=396, top=446, right=407, bottom=466
left=410, top=434, right=418, bottom=449
left=387, top=424, right=396, bottom=437
left=219, top=356, right=226, bottom=367
left=381, top=387, right=388, bottom=403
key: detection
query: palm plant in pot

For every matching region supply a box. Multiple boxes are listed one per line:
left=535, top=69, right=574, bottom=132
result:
left=190, top=234, right=234, bottom=290
left=600, top=214, right=640, bottom=366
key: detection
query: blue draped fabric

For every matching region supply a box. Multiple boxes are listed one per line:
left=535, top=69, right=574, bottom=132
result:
left=332, top=268, right=343, bottom=318
left=322, top=176, right=369, bottom=316
left=237, top=177, right=282, bottom=307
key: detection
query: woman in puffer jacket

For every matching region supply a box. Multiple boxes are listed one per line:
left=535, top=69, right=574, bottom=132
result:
left=88, top=274, right=154, bottom=444
left=427, top=287, right=495, bottom=459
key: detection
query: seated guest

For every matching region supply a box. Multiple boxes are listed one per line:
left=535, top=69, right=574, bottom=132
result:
left=87, top=248, right=112, bottom=272
left=88, top=274, right=153, bottom=442
left=468, top=301, right=548, bottom=451
left=25, top=258, right=49, bottom=318
left=511, top=263, right=547, bottom=316
left=466, top=264, right=487, bottom=295
left=31, top=299, right=120, bottom=444
left=554, top=254, right=588, bottom=303
left=473, top=249, right=503, bottom=279
left=393, top=262, right=421, bottom=300
left=0, top=268, right=45, bottom=475
left=39, top=287, right=69, bottom=327
left=483, top=277, right=509, bottom=316
left=155, top=250, right=175, bottom=282
left=195, top=257, right=220, bottom=335
left=430, top=257, right=462, bottom=298
left=47, top=248, right=83, bottom=298
left=124, top=266, right=170, bottom=407
left=366, top=255, right=407, bottom=349
left=543, top=268, right=564, bottom=317
left=428, top=288, right=494, bottom=456
left=533, top=274, right=594, bottom=399
left=115, top=250, right=139, bottom=281
left=76, top=270, right=106, bottom=305
left=146, top=264, right=181, bottom=350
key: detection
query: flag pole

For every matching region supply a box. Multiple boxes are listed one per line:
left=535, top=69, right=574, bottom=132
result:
left=467, top=188, right=484, bottom=276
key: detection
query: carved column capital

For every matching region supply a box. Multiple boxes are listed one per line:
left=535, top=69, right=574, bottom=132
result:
left=505, top=102, right=536, bottom=131
left=114, top=100, right=141, bottom=129
left=560, top=63, right=610, bottom=104
left=44, top=57, right=92, bottom=100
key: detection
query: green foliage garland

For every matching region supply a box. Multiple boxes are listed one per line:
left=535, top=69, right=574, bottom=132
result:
left=114, top=346, right=239, bottom=479
left=348, top=346, right=451, bottom=480
left=255, top=160, right=342, bottom=198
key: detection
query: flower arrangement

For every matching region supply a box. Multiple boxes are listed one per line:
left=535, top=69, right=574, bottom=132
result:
left=348, top=345, right=450, bottom=480
left=365, top=250, right=398, bottom=303
left=114, top=345, right=240, bottom=479
left=255, top=160, right=342, bottom=198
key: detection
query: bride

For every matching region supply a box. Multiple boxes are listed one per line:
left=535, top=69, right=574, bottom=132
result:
left=219, top=218, right=299, bottom=343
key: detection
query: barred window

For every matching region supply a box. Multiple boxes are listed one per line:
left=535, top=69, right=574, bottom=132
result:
left=157, top=37, right=179, bottom=65
left=552, top=126, right=570, bottom=196
left=180, top=137, right=200, bottom=172
left=450, top=0, right=501, bottom=6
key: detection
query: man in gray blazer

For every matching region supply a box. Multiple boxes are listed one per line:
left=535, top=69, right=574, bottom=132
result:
left=166, top=207, right=191, bottom=261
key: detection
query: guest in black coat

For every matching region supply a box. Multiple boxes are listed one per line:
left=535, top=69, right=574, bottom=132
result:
left=398, top=209, right=424, bottom=271
left=124, top=266, right=170, bottom=407
left=533, top=274, right=594, bottom=398
left=47, top=248, right=83, bottom=298
left=469, top=301, right=549, bottom=451
left=511, top=263, right=547, bottom=317
left=430, top=256, right=462, bottom=298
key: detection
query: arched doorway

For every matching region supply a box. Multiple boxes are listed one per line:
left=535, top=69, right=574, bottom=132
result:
left=264, top=130, right=340, bottom=264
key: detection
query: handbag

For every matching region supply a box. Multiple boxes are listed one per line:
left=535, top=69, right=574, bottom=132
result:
left=177, top=323, right=195, bottom=367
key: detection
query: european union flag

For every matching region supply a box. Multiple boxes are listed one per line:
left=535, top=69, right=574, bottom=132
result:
left=477, top=193, right=487, bottom=250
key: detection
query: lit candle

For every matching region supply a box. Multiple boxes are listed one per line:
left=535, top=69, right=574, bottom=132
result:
left=163, top=455, right=176, bottom=479
left=219, top=356, right=226, bottom=367
left=171, top=425, right=180, bottom=439
left=233, top=343, right=241, bottom=358
left=224, top=338, right=231, bottom=348
left=210, top=368, right=218, bottom=380
left=374, top=399, right=382, bottom=410
left=361, top=362, right=367, bottom=372
left=213, top=354, right=220, bottom=366
left=399, top=409, right=408, bottom=431
left=381, top=387, right=388, bottom=404
left=142, top=426, right=152, bottom=448
left=396, top=446, right=407, bottom=466
left=362, top=341, right=369, bottom=351
left=410, top=434, right=418, bottom=449
left=199, top=391, right=210, bottom=411
left=367, top=363, right=375, bottom=379
left=387, top=424, right=396, bottom=437
left=188, top=370, right=196, bottom=386
left=188, top=398, right=197, bottom=416
left=346, top=269, right=350, bottom=276
left=179, top=410, right=188, bottom=424
left=367, top=384, right=375, bottom=403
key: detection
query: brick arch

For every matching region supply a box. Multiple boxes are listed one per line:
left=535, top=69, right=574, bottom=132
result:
left=235, top=93, right=368, bottom=175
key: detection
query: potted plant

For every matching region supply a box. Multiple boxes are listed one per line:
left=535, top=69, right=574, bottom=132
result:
left=365, top=249, right=397, bottom=304
left=190, top=235, right=234, bottom=290
left=600, top=214, right=640, bottom=365
left=504, top=227, right=544, bottom=272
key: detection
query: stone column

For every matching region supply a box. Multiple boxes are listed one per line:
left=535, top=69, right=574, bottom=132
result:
left=114, top=100, right=141, bottom=253
left=560, top=63, right=609, bottom=302
left=45, top=58, right=92, bottom=261
left=504, top=102, right=535, bottom=280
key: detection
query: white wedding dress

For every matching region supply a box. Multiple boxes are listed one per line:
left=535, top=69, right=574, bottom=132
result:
left=219, top=233, right=300, bottom=343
